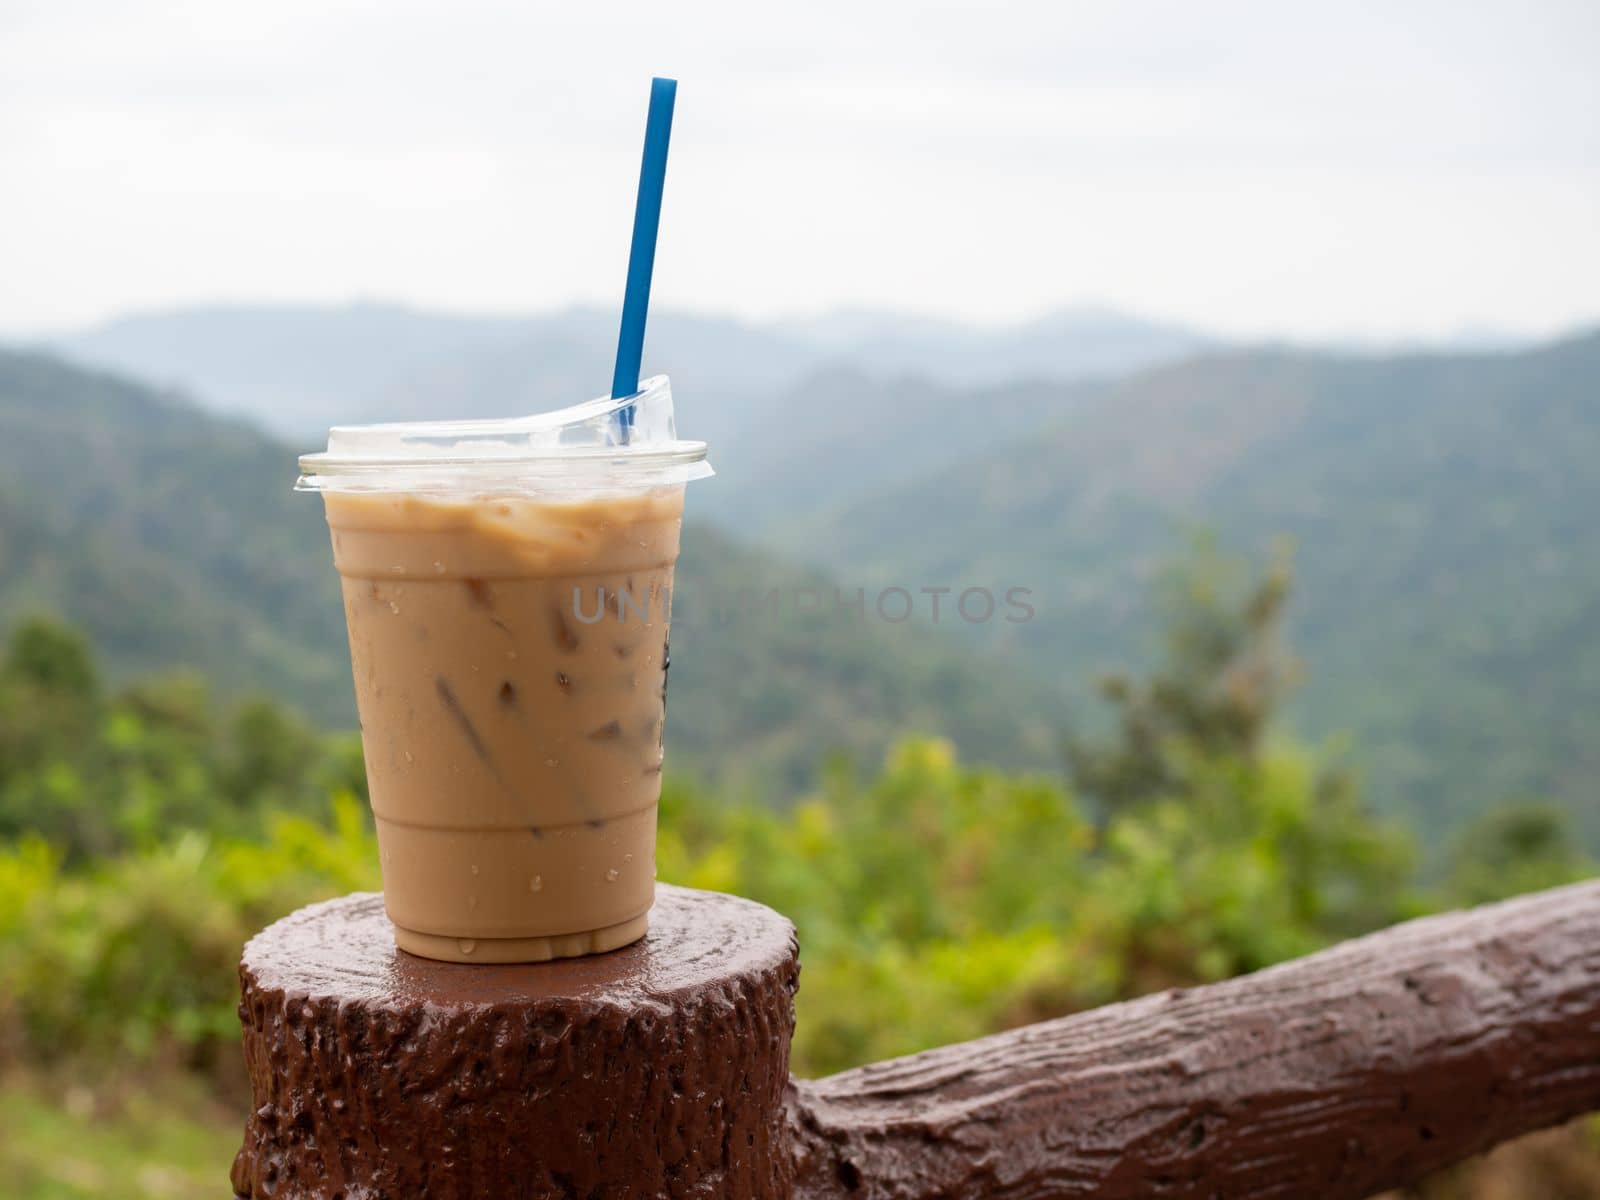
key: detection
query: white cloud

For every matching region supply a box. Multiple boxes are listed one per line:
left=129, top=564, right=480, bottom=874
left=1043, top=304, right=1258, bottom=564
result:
left=1, top=0, right=1596, bottom=337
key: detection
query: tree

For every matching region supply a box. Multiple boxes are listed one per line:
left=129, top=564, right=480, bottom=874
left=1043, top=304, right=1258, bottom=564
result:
left=1064, top=535, right=1298, bottom=816
left=1446, top=802, right=1594, bottom=907
left=0, top=619, right=106, bottom=851
left=2, top=618, right=99, bottom=699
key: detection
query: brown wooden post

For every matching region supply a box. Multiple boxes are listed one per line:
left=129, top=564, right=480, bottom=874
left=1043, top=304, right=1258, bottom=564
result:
left=231, top=878, right=1600, bottom=1199
left=230, top=886, right=800, bottom=1199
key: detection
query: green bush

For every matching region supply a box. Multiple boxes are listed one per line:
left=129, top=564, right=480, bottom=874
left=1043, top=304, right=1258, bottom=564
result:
left=0, top=796, right=376, bottom=1066
left=0, top=547, right=1591, bottom=1079
left=0, top=618, right=365, bottom=861
left=0, top=729, right=1431, bottom=1077
left=658, top=733, right=1420, bottom=1074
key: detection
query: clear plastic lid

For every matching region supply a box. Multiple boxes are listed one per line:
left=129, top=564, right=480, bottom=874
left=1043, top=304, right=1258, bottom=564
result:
left=296, top=375, right=711, bottom=493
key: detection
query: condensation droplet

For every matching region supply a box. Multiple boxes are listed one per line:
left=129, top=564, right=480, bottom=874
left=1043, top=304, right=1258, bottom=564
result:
left=404, top=751, right=414, bottom=764
left=623, top=854, right=634, bottom=864
left=529, top=875, right=543, bottom=893
left=545, top=758, right=558, bottom=767
left=458, top=939, right=477, bottom=955
left=389, top=601, right=400, bottom=614
left=433, top=561, right=446, bottom=574
left=606, top=868, right=620, bottom=882
left=467, top=895, right=479, bottom=910
left=470, top=865, right=480, bottom=876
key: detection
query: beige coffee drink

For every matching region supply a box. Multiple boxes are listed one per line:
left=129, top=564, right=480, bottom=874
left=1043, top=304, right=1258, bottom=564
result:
left=329, top=486, right=679, bottom=962
left=299, top=377, right=710, bottom=962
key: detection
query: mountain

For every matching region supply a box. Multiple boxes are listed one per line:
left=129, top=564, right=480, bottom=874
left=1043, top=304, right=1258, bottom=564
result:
left=51, top=304, right=519, bottom=436
left=774, top=332, right=1600, bottom=845
left=0, top=348, right=1065, bottom=792
left=55, top=302, right=1207, bottom=436
left=38, top=308, right=1597, bottom=841
left=50, top=304, right=814, bottom=448
left=0, top=351, right=348, bottom=705
left=51, top=302, right=1208, bottom=540
left=784, top=305, right=1214, bottom=385
left=714, top=368, right=1103, bottom=531
left=50, top=304, right=795, bottom=444
left=662, top=523, right=1064, bottom=792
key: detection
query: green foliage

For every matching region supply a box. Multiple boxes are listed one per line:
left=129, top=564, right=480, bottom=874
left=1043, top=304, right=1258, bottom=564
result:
left=779, top=332, right=1600, bottom=848
left=1444, top=802, right=1596, bottom=907
left=3, top=619, right=99, bottom=698
left=0, top=570, right=1421, bottom=1078
left=0, top=1073, right=234, bottom=1199
left=662, top=731, right=1417, bottom=1075
left=0, top=616, right=365, bottom=859
left=1066, top=537, right=1298, bottom=814
left=0, top=347, right=1065, bottom=793
left=0, top=725, right=1424, bottom=1078
left=0, top=350, right=351, bottom=720
left=666, top=524, right=1066, bottom=792
left=0, top=798, right=377, bottom=1065
left=0, top=613, right=381, bottom=1068
left=0, top=335, right=1595, bottom=1195
left=0, top=544, right=1588, bottom=1200
left=0, top=547, right=1586, bottom=1081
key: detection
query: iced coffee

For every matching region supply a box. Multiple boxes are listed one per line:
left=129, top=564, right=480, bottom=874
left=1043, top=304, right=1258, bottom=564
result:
left=298, top=377, right=709, bottom=962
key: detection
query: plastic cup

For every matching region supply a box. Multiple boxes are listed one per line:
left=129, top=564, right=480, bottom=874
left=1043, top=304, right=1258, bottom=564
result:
left=298, top=377, right=710, bottom=962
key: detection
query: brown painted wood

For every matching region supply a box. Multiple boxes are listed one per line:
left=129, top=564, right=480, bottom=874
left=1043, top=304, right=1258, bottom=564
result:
left=787, top=878, right=1600, bottom=1199
left=230, top=880, right=1600, bottom=1198
left=230, top=885, right=799, bottom=1200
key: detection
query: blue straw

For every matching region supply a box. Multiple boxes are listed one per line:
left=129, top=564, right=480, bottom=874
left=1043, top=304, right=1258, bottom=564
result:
left=612, top=77, right=678, bottom=433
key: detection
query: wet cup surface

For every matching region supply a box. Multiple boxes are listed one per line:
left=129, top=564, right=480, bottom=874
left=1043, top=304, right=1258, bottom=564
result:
left=299, top=377, right=708, bottom=962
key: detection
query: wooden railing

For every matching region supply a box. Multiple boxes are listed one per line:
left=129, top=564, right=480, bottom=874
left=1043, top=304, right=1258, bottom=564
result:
left=787, top=878, right=1600, bottom=1198
left=229, top=879, right=1600, bottom=1199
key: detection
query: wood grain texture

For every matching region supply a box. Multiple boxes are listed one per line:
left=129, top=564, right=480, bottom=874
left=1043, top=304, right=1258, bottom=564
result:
left=230, top=886, right=799, bottom=1200
left=788, top=879, right=1600, bottom=1199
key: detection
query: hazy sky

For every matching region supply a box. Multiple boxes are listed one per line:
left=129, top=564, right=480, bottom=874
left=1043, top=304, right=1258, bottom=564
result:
left=2, top=0, right=1597, bottom=338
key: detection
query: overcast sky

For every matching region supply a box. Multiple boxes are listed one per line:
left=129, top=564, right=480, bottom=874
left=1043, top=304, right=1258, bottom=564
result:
left=2, top=0, right=1596, bottom=339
